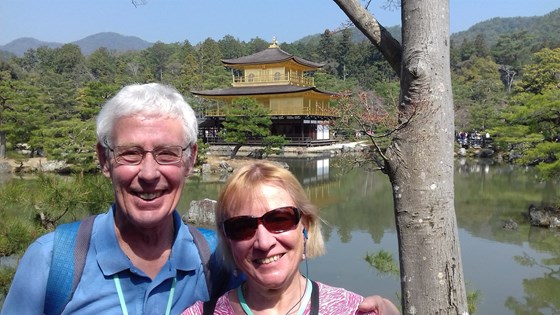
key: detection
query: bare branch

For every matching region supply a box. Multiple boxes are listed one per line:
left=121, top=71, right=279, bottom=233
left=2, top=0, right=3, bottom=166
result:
left=131, top=0, right=146, bottom=8
left=332, top=0, right=402, bottom=76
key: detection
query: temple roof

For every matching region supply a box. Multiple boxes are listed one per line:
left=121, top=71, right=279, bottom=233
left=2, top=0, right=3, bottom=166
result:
left=222, top=45, right=324, bottom=69
left=192, top=85, right=337, bottom=97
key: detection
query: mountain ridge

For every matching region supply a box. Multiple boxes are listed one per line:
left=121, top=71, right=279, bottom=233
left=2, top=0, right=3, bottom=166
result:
left=0, top=32, right=153, bottom=57
left=1, top=8, right=558, bottom=57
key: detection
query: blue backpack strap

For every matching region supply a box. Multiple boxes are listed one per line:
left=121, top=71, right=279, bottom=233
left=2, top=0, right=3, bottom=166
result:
left=45, top=215, right=96, bottom=315
left=187, top=226, right=216, bottom=295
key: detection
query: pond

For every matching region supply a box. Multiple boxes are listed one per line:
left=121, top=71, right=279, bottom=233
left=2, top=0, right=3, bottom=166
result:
left=179, top=157, right=559, bottom=314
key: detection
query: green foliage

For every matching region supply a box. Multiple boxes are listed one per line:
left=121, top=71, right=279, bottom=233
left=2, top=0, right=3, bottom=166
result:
left=364, top=249, right=400, bottom=276
left=490, top=48, right=560, bottom=179
left=0, top=72, right=46, bottom=148
left=531, top=146, right=560, bottom=179
left=195, top=138, right=209, bottom=166
left=516, top=48, right=560, bottom=94
left=0, top=173, right=113, bottom=229
left=467, top=287, right=481, bottom=314
left=451, top=9, right=560, bottom=49
left=0, top=173, right=112, bottom=297
left=87, top=47, right=118, bottom=83
left=197, top=38, right=230, bottom=89
left=452, top=56, right=506, bottom=130
left=38, top=118, right=98, bottom=172
left=34, top=173, right=113, bottom=222
left=0, top=178, right=44, bottom=256
left=261, top=135, right=288, bottom=156
left=218, top=35, right=248, bottom=59
left=492, top=31, right=536, bottom=71
left=221, top=97, right=272, bottom=142
left=0, top=267, right=16, bottom=299
left=0, top=219, right=40, bottom=256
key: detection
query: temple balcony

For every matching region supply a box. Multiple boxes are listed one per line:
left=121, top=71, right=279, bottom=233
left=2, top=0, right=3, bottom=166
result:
left=204, top=105, right=334, bottom=117
left=231, top=73, right=314, bottom=87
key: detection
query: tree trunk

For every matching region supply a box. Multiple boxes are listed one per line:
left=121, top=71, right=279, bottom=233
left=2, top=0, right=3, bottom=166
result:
left=0, top=131, right=6, bottom=158
left=388, top=0, right=468, bottom=312
left=333, top=0, right=468, bottom=313
left=230, top=143, right=242, bottom=158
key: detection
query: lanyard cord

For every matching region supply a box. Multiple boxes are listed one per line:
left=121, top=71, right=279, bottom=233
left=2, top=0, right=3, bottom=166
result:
left=238, top=278, right=312, bottom=315
left=113, top=274, right=177, bottom=315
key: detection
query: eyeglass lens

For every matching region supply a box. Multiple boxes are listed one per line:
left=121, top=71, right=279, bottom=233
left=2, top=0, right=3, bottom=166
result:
left=113, top=146, right=184, bottom=165
left=223, top=206, right=301, bottom=241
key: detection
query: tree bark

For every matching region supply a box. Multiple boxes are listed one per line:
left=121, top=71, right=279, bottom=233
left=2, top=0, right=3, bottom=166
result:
left=333, top=0, right=468, bottom=313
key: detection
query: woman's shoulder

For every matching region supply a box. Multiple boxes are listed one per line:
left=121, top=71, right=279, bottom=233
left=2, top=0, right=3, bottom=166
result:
left=316, top=281, right=364, bottom=299
left=315, top=281, right=373, bottom=315
left=181, top=291, right=236, bottom=315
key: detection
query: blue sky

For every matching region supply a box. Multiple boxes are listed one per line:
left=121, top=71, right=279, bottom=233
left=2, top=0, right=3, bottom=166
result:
left=1, top=0, right=558, bottom=45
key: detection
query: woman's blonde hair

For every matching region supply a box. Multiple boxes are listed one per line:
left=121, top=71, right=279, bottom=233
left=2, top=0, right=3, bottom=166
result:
left=215, top=161, right=325, bottom=268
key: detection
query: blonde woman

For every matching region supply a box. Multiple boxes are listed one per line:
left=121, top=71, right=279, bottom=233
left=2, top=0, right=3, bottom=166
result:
left=182, top=161, right=399, bottom=315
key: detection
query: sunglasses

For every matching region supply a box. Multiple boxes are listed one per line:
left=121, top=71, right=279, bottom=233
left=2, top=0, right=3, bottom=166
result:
left=223, top=206, right=301, bottom=241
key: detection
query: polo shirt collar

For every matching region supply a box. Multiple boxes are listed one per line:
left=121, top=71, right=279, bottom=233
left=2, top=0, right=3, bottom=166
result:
left=95, top=205, right=203, bottom=277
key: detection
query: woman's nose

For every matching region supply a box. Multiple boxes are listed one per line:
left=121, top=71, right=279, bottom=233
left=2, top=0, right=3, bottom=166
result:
left=253, top=224, right=276, bottom=249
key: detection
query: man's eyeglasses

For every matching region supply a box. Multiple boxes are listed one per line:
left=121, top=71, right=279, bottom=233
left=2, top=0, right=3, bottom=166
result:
left=223, top=206, right=301, bottom=241
left=107, top=145, right=188, bottom=165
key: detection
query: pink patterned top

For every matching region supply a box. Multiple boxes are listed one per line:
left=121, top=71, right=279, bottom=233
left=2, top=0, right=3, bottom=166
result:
left=181, top=281, right=375, bottom=315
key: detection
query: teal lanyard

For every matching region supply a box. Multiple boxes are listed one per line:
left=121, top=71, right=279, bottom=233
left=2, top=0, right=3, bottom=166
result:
left=238, top=278, right=312, bottom=315
left=113, top=274, right=176, bottom=315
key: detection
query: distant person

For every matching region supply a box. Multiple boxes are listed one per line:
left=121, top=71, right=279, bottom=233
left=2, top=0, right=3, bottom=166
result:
left=181, top=161, right=400, bottom=315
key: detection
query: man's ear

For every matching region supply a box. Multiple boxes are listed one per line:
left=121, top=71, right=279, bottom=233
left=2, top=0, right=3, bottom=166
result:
left=184, top=143, right=198, bottom=177
left=96, top=142, right=111, bottom=177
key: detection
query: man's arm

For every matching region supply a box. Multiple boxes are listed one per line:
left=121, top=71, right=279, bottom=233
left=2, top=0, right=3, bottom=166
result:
left=358, top=295, right=400, bottom=315
left=1, top=235, right=53, bottom=315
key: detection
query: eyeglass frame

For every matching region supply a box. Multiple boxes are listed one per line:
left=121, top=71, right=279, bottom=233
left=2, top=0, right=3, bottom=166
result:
left=104, top=142, right=190, bottom=166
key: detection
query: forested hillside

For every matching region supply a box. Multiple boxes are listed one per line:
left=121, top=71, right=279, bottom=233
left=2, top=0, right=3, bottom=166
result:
left=0, top=10, right=558, bottom=178
left=451, top=8, right=560, bottom=48
left=0, top=32, right=152, bottom=57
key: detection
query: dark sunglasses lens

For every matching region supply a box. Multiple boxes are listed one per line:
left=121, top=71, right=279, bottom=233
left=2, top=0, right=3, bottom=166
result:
left=224, top=216, right=257, bottom=240
left=223, top=207, right=300, bottom=241
left=262, top=207, right=300, bottom=233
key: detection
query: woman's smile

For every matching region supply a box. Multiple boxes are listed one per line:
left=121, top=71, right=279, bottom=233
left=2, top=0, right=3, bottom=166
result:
left=253, top=254, right=284, bottom=265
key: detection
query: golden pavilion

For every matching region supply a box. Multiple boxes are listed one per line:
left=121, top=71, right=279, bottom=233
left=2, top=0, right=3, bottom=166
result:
left=192, top=38, right=339, bottom=146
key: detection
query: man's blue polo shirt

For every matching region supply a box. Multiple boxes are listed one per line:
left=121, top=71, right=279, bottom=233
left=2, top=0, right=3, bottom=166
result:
left=1, top=206, right=209, bottom=314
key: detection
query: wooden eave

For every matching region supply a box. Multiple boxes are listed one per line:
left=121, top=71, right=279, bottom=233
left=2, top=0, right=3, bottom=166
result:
left=192, top=85, right=338, bottom=100
left=222, top=47, right=324, bottom=71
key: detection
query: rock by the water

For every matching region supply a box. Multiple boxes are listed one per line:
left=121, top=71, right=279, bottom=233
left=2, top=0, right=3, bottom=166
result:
left=528, top=204, right=560, bottom=228
left=183, top=198, right=217, bottom=226
left=502, top=218, right=519, bottom=230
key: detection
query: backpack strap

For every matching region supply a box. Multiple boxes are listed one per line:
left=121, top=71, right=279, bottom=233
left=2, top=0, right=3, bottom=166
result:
left=202, top=298, right=219, bottom=315
left=44, top=215, right=96, bottom=315
left=310, top=280, right=319, bottom=315
left=187, top=225, right=215, bottom=295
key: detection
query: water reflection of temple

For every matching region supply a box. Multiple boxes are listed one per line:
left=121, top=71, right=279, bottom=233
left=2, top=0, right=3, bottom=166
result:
left=283, top=158, right=338, bottom=204
left=288, top=158, right=331, bottom=185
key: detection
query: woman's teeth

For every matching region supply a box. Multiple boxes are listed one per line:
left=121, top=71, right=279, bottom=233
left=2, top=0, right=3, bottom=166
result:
left=255, top=254, right=282, bottom=264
